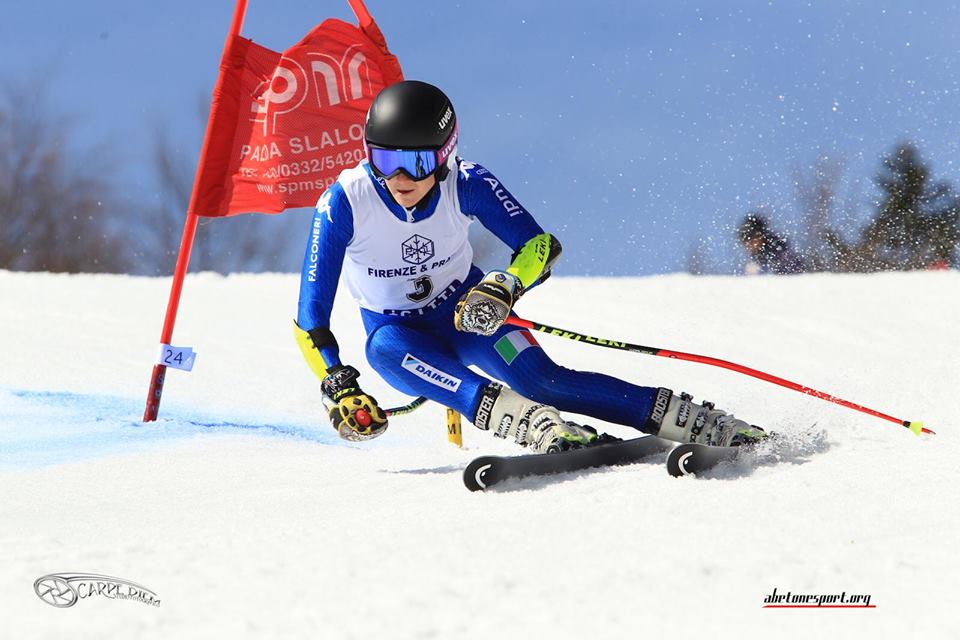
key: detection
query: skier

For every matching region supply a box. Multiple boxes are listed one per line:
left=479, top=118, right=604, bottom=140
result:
left=295, top=80, right=765, bottom=452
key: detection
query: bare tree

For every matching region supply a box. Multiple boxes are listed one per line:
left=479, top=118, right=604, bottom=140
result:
left=138, top=98, right=307, bottom=275
left=0, top=84, right=128, bottom=272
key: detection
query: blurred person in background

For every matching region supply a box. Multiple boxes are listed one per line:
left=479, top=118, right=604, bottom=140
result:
left=738, top=213, right=806, bottom=275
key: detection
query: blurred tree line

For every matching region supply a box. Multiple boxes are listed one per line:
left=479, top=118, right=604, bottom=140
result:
left=729, top=142, right=958, bottom=275
left=3, top=83, right=958, bottom=276
left=826, top=143, right=958, bottom=271
left=0, top=89, right=125, bottom=272
left=0, top=84, right=305, bottom=275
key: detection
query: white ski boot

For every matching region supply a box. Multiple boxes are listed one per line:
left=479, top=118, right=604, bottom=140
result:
left=473, top=383, right=599, bottom=453
left=646, top=388, right=766, bottom=447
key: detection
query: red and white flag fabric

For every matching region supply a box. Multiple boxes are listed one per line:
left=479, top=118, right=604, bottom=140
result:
left=189, top=16, right=403, bottom=217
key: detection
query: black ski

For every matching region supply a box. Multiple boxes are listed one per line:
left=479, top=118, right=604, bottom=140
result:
left=463, top=436, right=673, bottom=491
left=666, top=443, right=740, bottom=477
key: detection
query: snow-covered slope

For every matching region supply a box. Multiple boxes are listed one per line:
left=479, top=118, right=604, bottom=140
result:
left=1, top=270, right=957, bottom=639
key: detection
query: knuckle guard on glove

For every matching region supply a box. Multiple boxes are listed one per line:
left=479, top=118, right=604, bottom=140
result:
left=321, top=365, right=388, bottom=441
left=454, top=271, right=521, bottom=336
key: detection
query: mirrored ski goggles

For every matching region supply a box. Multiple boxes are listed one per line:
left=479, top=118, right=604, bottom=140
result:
left=366, top=126, right=459, bottom=181
left=368, top=147, right=439, bottom=181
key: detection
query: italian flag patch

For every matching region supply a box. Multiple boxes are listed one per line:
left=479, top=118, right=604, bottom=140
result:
left=494, top=330, right=539, bottom=365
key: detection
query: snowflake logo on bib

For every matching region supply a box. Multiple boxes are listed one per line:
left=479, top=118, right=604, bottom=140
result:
left=401, top=234, right=435, bottom=265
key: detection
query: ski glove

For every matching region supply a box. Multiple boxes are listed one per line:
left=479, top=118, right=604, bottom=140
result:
left=321, top=364, right=388, bottom=441
left=454, top=270, right=523, bottom=336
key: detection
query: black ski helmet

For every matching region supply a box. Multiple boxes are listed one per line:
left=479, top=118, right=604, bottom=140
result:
left=364, top=80, right=458, bottom=181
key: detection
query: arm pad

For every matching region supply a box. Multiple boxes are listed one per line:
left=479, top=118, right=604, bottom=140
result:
left=506, top=233, right=563, bottom=291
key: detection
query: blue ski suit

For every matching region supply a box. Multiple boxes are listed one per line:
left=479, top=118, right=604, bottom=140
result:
left=297, top=159, right=658, bottom=430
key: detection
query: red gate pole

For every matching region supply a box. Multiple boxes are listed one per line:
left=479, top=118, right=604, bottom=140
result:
left=143, top=0, right=250, bottom=422
left=347, top=0, right=373, bottom=25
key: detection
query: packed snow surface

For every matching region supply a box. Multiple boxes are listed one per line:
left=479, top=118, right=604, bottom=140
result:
left=1, top=270, right=957, bottom=639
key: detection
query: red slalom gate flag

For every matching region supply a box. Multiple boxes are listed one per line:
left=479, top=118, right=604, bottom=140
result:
left=190, top=11, right=403, bottom=217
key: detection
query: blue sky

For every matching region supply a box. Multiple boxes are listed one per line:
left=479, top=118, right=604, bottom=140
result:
left=3, top=1, right=959, bottom=275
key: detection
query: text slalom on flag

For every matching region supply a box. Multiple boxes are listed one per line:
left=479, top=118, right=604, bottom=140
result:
left=190, top=18, right=403, bottom=217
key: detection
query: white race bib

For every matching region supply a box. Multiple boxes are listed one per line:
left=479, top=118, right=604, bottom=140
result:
left=337, top=164, right=473, bottom=315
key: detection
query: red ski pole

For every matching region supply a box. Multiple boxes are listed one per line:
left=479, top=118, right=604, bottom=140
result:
left=505, top=316, right=933, bottom=436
